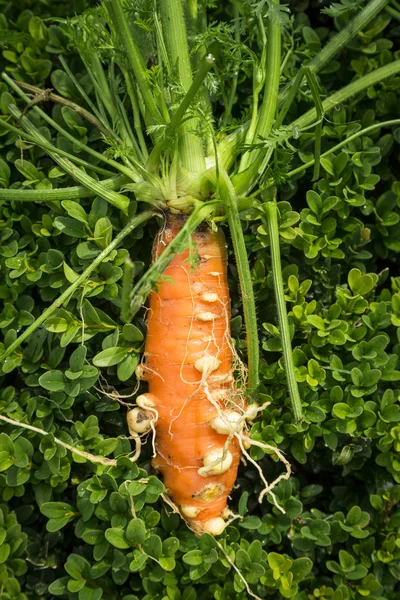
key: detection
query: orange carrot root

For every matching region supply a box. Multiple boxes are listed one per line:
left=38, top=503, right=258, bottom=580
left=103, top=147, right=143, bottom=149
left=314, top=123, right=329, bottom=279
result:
left=137, top=213, right=246, bottom=535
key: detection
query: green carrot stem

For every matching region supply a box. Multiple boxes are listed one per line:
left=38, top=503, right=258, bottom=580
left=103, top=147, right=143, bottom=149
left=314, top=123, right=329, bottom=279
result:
left=275, top=67, right=305, bottom=130
left=279, top=0, right=390, bottom=106
left=168, top=54, right=215, bottom=138
left=59, top=55, right=108, bottom=130
left=123, top=69, right=149, bottom=161
left=254, top=2, right=281, bottom=142
left=208, top=169, right=260, bottom=395
left=0, top=175, right=130, bottom=202
left=304, top=68, right=323, bottom=181
left=0, top=211, right=155, bottom=362
left=242, top=60, right=400, bottom=192
left=239, top=25, right=266, bottom=174
left=106, top=0, right=162, bottom=126
left=0, top=117, right=113, bottom=178
left=234, top=1, right=281, bottom=194
left=292, top=60, right=400, bottom=132
left=187, top=0, right=198, bottom=30
left=7, top=104, right=130, bottom=212
left=2, top=73, right=138, bottom=180
left=385, top=5, right=400, bottom=19
left=263, top=201, right=303, bottom=422
left=216, top=0, right=391, bottom=169
left=147, top=54, right=215, bottom=171
left=89, top=54, right=116, bottom=122
left=280, top=119, right=400, bottom=183
left=222, top=1, right=241, bottom=126
left=159, top=0, right=205, bottom=173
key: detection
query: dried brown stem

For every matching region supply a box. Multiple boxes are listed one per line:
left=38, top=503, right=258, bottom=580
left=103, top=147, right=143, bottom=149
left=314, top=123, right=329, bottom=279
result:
left=13, top=80, right=109, bottom=135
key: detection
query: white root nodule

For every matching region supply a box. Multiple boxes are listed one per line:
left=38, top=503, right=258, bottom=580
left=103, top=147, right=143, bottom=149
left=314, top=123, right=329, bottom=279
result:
left=198, top=448, right=233, bottom=477
left=196, top=312, right=218, bottom=322
left=244, top=403, right=261, bottom=421
left=181, top=505, right=202, bottom=518
left=209, top=410, right=243, bottom=435
left=201, top=292, right=219, bottom=303
left=135, top=364, right=148, bottom=381
left=209, top=373, right=233, bottom=384
left=194, top=356, right=220, bottom=376
left=136, top=394, right=156, bottom=409
left=127, top=407, right=154, bottom=435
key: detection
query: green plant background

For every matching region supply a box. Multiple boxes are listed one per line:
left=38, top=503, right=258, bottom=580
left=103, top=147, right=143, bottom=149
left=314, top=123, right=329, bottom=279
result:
left=1, top=0, right=400, bottom=599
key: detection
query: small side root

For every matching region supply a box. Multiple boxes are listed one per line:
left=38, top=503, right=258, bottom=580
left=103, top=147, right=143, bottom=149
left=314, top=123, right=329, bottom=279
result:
left=214, top=539, right=264, bottom=600
left=149, top=419, right=157, bottom=458
left=128, top=433, right=142, bottom=463
left=0, top=414, right=142, bottom=467
left=161, top=493, right=182, bottom=516
left=237, top=435, right=290, bottom=513
left=95, top=376, right=139, bottom=407
left=222, top=510, right=242, bottom=528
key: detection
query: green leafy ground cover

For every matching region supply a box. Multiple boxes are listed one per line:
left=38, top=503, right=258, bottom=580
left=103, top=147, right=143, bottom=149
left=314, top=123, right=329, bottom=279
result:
left=1, top=0, right=400, bottom=599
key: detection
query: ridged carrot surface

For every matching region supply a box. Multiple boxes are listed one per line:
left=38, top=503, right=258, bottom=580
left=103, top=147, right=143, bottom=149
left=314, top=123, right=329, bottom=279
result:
left=141, top=213, right=242, bottom=534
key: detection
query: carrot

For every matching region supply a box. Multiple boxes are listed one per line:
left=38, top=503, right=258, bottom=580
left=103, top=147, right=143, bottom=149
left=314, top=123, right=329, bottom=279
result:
left=130, top=212, right=249, bottom=535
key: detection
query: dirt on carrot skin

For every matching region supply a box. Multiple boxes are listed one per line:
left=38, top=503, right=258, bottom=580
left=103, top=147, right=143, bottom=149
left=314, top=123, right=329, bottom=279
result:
left=139, top=212, right=246, bottom=534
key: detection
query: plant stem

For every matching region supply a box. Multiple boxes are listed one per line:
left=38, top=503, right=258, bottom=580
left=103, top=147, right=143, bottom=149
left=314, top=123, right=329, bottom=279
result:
left=0, top=117, right=114, bottom=178
left=106, top=0, right=161, bottom=126
left=254, top=3, right=281, bottom=142
left=88, top=54, right=116, bottom=124
left=7, top=105, right=130, bottom=212
left=59, top=55, right=109, bottom=130
left=234, top=1, right=281, bottom=194
left=108, top=66, right=144, bottom=159
left=123, top=68, right=149, bottom=161
left=222, top=1, right=241, bottom=126
left=3, top=73, right=139, bottom=181
left=0, top=175, right=130, bottom=202
left=207, top=169, right=259, bottom=395
left=186, top=0, right=198, bottom=30
left=239, top=15, right=266, bottom=173
left=304, top=68, right=323, bottom=181
left=147, top=54, right=215, bottom=170
left=292, top=60, right=400, bottom=132
left=247, top=60, right=400, bottom=191
left=280, top=119, right=400, bottom=182
left=159, top=0, right=206, bottom=173
left=216, top=0, right=390, bottom=169
left=152, top=13, right=172, bottom=124
left=385, top=5, right=400, bottom=19
left=275, top=67, right=305, bottom=130
left=263, top=201, right=302, bottom=422
left=216, top=124, right=248, bottom=172
left=13, top=80, right=109, bottom=134
left=279, top=0, right=390, bottom=106
left=127, top=203, right=216, bottom=320
left=169, top=54, right=215, bottom=138
left=0, top=211, right=154, bottom=361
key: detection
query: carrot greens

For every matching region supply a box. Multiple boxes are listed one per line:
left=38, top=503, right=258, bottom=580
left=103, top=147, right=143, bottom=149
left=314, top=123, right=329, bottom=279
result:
left=2, top=0, right=400, bottom=594
left=2, top=0, right=400, bottom=417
